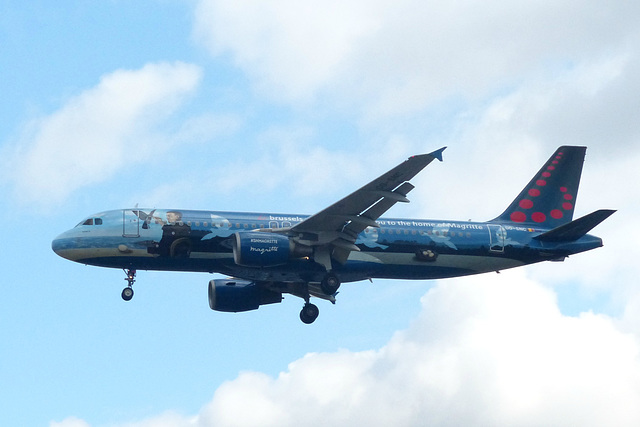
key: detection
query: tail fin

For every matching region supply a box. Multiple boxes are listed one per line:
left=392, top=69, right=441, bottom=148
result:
left=492, top=146, right=586, bottom=227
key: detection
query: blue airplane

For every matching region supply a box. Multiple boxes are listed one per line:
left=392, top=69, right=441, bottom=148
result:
left=52, top=146, right=614, bottom=323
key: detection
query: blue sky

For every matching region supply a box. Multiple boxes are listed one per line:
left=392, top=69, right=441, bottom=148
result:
left=1, top=1, right=639, bottom=426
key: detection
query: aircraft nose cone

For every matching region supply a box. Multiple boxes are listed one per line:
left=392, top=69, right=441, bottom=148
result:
left=51, top=231, right=77, bottom=261
left=51, top=235, right=66, bottom=258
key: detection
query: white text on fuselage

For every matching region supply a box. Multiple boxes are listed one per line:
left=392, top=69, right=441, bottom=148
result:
left=269, top=215, right=304, bottom=222
left=377, top=220, right=484, bottom=230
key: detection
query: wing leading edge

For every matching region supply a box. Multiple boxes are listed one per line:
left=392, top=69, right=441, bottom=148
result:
left=289, top=147, right=446, bottom=266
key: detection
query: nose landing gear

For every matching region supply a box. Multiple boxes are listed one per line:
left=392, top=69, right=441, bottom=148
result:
left=122, top=269, right=136, bottom=301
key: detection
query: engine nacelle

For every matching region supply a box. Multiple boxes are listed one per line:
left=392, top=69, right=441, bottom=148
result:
left=232, top=231, right=300, bottom=267
left=208, top=279, right=282, bottom=312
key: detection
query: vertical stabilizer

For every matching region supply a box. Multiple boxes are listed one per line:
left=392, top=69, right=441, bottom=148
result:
left=492, top=146, right=586, bottom=227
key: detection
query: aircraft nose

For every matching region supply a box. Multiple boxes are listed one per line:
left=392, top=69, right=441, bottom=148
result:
left=51, top=236, right=63, bottom=256
left=51, top=231, right=77, bottom=261
left=51, top=235, right=66, bottom=258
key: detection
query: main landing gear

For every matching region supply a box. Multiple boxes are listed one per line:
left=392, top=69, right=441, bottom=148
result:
left=297, top=273, right=341, bottom=324
left=320, top=272, right=340, bottom=295
left=121, top=268, right=136, bottom=301
left=300, top=302, right=319, bottom=324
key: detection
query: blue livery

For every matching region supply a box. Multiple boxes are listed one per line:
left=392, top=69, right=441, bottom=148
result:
left=52, top=146, right=614, bottom=323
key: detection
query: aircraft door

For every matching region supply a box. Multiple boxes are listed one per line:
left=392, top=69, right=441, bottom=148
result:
left=123, top=209, right=140, bottom=238
left=488, top=224, right=505, bottom=253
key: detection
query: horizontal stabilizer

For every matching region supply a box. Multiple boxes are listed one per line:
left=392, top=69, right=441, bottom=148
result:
left=533, top=209, right=615, bottom=242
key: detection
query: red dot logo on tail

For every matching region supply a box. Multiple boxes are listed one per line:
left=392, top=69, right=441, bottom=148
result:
left=519, top=200, right=534, bottom=209
left=494, top=146, right=586, bottom=226
left=510, top=212, right=527, bottom=222
left=532, top=212, right=546, bottom=223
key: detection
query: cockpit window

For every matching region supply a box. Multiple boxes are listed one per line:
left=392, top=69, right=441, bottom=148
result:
left=76, top=218, right=103, bottom=227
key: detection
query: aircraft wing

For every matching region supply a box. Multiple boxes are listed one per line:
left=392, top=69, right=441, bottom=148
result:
left=289, top=147, right=446, bottom=263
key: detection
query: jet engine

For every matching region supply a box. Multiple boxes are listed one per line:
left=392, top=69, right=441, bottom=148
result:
left=232, top=231, right=311, bottom=267
left=208, top=279, right=282, bottom=312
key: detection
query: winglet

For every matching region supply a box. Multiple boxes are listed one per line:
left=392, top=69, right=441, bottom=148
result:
left=428, top=146, right=447, bottom=162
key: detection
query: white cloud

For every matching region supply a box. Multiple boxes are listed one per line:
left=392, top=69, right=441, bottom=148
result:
left=190, top=0, right=640, bottom=220
left=4, top=61, right=202, bottom=206
left=193, top=0, right=640, bottom=114
left=410, top=50, right=640, bottom=223
left=50, top=417, right=91, bottom=427
left=193, top=0, right=378, bottom=102
left=173, top=113, right=242, bottom=147
left=59, top=270, right=640, bottom=426
left=205, top=126, right=368, bottom=200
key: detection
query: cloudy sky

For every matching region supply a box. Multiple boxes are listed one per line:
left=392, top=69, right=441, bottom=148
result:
left=1, top=1, right=639, bottom=426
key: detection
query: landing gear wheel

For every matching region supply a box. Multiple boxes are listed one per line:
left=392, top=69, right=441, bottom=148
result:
left=320, top=273, right=340, bottom=295
left=122, top=268, right=136, bottom=301
left=121, top=287, right=134, bottom=301
left=300, top=303, right=319, bottom=324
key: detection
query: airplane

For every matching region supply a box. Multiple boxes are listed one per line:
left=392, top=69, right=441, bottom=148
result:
left=52, top=146, right=614, bottom=324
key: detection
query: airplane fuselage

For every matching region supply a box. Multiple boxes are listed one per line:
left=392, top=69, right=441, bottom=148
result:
left=51, top=146, right=613, bottom=323
left=52, top=208, right=603, bottom=284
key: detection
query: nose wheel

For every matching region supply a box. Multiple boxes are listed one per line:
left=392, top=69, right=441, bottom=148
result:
left=122, top=269, right=136, bottom=301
